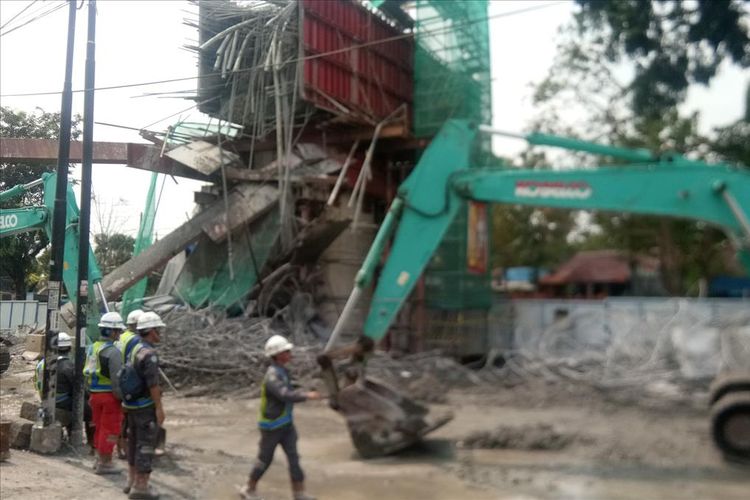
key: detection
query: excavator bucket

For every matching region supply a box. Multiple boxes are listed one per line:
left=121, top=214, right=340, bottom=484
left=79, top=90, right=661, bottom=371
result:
left=335, top=377, right=453, bottom=458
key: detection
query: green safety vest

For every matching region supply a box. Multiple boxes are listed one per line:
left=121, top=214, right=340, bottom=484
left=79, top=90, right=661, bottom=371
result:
left=84, top=340, right=115, bottom=393
left=258, top=366, right=293, bottom=430
left=118, top=329, right=139, bottom=363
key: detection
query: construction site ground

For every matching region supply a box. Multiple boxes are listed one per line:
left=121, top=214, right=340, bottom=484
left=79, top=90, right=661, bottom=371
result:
left=2, top=359, right=748, bottom=500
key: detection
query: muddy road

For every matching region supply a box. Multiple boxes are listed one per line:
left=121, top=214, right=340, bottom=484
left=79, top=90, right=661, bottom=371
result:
left=2, top=360, right=748, bottom=499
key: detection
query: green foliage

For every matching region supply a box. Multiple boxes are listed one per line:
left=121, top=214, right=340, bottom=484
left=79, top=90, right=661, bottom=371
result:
left=492, top=205, right=577, bottom=271
left=574, top=0, right=749, bottom=119
left=521, top=3, right=750, bottom=295
left=93, top=233, right=134, bottom=275
left=0, top=107, right=82, bottom=297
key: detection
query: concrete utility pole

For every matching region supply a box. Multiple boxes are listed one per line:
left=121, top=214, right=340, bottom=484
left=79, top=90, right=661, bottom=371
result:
left=71, top=0, right=97, bottom=449
left=39, top=0, right=77, bottom=430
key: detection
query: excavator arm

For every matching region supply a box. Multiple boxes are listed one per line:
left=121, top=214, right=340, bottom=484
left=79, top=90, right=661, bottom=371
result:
left=0, top=172, right=104, bottom=310
left=322, top=119, right=750, bottom=458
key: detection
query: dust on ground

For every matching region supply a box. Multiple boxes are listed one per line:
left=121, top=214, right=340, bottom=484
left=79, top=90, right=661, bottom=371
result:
left=2, top=352, right=749, bottom=500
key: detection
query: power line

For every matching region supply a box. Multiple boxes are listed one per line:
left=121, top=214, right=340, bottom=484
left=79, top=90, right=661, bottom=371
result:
left=0, top=1, right=67, bottom=38
left=0, top=0, right=39, bottom=31
left=0, top=2, right=563, bottom=98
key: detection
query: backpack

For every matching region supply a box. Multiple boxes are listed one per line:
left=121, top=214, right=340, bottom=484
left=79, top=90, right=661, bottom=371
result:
left=117, top=362, right=146, bottom=402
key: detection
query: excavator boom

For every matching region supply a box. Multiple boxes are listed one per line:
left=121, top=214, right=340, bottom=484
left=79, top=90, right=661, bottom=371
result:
left=322, top=119, right=750, bottom=458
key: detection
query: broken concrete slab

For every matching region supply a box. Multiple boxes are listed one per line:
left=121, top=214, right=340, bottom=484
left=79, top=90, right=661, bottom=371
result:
left=60, top=182, right=280, bottom=325
left=166, top=140, right=244, bottom=175
left=25, top=333, right=45, bottom=354
left=20, top=401, right=40, bottom=422
left=201, top=184, right=278, bottom=243
left=0, top=421, right=10, bottom=461
left=9, top=420, right=32, bottom=450
left=29, top=422, right=62, bottom=454
left=21, top=351, right=41, bottom=362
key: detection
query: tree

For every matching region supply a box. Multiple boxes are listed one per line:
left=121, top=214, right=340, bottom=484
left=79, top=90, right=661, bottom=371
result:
left=527, top=3, right=749, bottom=294
left=93, top=233, right=134, bottom=275
left=573, top=0, right=749, bottom=120
left=0, top=107, right=81, bottom=298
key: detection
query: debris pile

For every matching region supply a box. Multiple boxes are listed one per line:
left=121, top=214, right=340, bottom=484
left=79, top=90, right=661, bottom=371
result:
left=159, top=308, right=322, bottom=396
left=458, top=424, right=579, bottom=451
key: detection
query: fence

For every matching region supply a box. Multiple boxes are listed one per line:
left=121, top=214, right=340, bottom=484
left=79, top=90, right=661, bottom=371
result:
left=0, top=300, right=46, bottom=332
left=484, top=297, right=750, bottom=380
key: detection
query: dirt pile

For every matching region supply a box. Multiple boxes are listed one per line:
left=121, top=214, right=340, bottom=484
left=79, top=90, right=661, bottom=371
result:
left=458, top=423, right=582, bottom=451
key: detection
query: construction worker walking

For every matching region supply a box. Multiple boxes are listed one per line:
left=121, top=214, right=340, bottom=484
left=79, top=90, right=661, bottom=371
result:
left=84, top=311, right=125, bottom=474
left=240, top=335, right=321, bottom=500
left=122, top=311, right=166, bottom=500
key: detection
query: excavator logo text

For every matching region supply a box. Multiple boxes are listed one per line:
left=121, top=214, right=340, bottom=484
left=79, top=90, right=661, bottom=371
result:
left=515, top=181, right=592, bottom=200
left=0, top=214, right=19, bottom=230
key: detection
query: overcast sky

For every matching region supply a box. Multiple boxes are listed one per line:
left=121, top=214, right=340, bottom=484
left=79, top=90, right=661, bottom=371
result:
left=1, top=0, right=748, bottom=237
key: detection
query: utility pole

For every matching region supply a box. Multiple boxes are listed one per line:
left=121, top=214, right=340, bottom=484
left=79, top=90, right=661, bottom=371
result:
left=71, top=0, right=97, bottom=449
left=39, top=0, right=77, bottom=428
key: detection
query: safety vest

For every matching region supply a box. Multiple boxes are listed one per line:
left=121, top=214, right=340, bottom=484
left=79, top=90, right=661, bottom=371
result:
left=118, top=329, right=139, bottom=363
left=258, top=366, right=293, bottom=430
left=84, top=340, right=115, bottom=393
left=122, top=341, right=155, bottom=410
left=34, top=358, right=71, bottom=404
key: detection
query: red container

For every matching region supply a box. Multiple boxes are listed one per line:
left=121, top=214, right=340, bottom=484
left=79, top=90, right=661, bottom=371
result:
left=300, top=0, right=412, bottom=122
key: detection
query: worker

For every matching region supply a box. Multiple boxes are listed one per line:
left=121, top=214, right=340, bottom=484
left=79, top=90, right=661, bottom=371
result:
left=34, top=332, right=97, bottom=451
left=119, top=309, right=144, bottom=362
left=240, top=335, right=321, bottom=500
left=123, top=311, right=166, bottom=500
left=34, top=332, right=75, bottom=431
left=117, top=309, right=144, bottom=459
left=84, top=311, right=124, bottom=475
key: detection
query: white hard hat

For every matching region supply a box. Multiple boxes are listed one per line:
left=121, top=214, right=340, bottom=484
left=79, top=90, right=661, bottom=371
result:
left=98, top=311, right=125, bottom=330
left=137, top=311, right=166, bottom=332
left=126, top=309, right=144, bottom=325
left=57, top=332, right=72, bottom=349
left=264, top=334, right=293, bottom=357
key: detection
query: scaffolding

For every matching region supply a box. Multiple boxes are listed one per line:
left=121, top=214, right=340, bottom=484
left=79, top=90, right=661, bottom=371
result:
left=416, top=1, right=493, bottom=311
left=413, top=0, right=491, bottom=137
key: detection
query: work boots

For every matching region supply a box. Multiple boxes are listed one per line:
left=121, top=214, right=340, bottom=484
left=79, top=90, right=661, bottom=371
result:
left=94, top=454, right=120, bottom=475
left=128, top=472, right=160, bottom=499
left=292, top=481, right=316, bottom=500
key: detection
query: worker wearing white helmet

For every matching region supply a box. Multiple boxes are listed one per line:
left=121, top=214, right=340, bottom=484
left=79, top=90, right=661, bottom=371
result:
left=123, top=311, right=166, bottom=500
left=33, top=332, right=77, bottom=434
left=118, top=309, right=143, bottom=363
left=83, top=311, right=125, bottom=475
left=115, top=309, right=144, bottom=460
left=240, top=334, right=321, bottom=500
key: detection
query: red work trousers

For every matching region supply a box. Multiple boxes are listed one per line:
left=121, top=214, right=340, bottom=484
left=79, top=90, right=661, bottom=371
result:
left=89, top=392, right=123, bottom=456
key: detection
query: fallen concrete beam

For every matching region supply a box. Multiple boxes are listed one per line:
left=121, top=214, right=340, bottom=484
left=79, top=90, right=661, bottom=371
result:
left=29, top=422, right=62, bottom=454
left=0, top=138, right=210, bottom=181
left=60, top=183, right=279, bottom=325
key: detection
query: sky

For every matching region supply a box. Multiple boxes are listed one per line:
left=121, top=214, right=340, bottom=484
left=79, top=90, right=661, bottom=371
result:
left=1, top=0, right=748, bottom=238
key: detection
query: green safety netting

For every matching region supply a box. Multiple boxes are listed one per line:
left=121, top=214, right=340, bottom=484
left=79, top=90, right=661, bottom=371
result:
left=415, top=0, right=493, bottom=310
left=174, top=206, right=281, bottom=312
left=413, top=0, right=491, bottom=138
left=121, top=173, right=160, bottom=317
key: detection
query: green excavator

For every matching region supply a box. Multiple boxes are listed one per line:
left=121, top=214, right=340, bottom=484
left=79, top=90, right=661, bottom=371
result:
left=319, top=119, right=750, bottom=460
left=0, top=172, right=107, bottom=315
